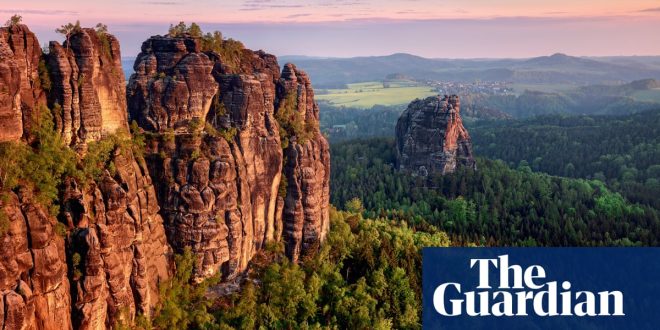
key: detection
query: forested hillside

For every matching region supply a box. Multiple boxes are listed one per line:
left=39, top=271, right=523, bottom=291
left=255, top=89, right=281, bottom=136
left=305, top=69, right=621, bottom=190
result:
left=331, top=139, right=660, bottom=246
left=470, top=109, right=660, bottom=208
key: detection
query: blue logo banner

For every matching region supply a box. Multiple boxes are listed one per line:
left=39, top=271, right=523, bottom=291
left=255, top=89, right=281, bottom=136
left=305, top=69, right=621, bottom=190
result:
left=423, top=248, right=660, bottom=329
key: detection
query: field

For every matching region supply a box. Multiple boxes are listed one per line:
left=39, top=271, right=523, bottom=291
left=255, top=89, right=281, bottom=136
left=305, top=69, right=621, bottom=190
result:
left=315, top=81, right=437, bottom=108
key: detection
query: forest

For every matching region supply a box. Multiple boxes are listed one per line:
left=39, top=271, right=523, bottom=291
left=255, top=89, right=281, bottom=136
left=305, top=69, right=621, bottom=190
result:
left=330, top=138, right=660, bottom=247
left=470, top=109, right=660, bottom=209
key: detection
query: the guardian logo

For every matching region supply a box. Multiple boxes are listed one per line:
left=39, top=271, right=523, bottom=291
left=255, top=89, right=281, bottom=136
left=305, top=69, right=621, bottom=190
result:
left=433, top=255, right=624, bottom=317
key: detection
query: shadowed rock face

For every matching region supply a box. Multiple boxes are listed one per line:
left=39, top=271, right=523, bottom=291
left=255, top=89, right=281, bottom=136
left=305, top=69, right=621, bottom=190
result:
left=47, top=28, right=128, bottom=145
left=128, top=34, right=330, bottom=280
left=396, top=95, right=476, bottom=176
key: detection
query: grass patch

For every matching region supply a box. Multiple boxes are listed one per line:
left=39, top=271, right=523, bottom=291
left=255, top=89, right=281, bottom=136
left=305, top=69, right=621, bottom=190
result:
left=315, top=80, right=436, bottom=108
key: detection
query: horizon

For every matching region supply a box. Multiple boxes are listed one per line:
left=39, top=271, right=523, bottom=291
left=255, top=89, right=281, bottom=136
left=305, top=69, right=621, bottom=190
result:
left=3, top=0, right=660, bottom=58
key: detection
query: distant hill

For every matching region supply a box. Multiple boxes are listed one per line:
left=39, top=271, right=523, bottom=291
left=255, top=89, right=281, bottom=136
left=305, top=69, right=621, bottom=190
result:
left=461, top=79, right=660, bottom=118
left=279, top=53, right=660, bottom=87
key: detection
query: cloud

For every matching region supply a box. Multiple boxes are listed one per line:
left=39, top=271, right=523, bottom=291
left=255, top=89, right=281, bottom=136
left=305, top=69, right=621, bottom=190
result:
left=0, top=9, right=79, bottom=15
left=141, top=1, right=182, bottom=5
left=242, top=0, right=364, bottom=11
left=286, top=13, right=312, bottom=19
left=638, top=7, right=660, bottom=12
left=241, top=2, right=306, bottom=11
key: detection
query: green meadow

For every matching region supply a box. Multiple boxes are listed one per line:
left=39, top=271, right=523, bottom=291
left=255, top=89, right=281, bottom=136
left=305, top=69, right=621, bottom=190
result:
left=315, top=81, right=437, bottom=108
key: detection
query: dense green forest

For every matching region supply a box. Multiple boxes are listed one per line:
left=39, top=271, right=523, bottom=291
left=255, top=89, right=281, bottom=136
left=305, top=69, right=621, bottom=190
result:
left=320, top=103, right=403, bottom=142
left=330, top=138, right=660, bottom=246
left=470, top=109, right=660, bottom=209
left=137, top=208, right=449, bottom=329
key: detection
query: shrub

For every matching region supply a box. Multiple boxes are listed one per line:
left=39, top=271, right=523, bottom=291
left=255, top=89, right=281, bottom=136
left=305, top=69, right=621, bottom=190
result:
left=38, top=59, right=52, bottom=92
left=166, top=22, right=246, bottom=70
left=218, top=127, right=237, bottom=143
left=95, top=23, right=112, bottom=58
left=5, top=14, right=22, bottom=27
left=152, top=247, right=217, bottom=329
left=278, top=174, right=288, bottom=198
left=54, top=222, right=68, bottom=237
left=276, top=90, right=315, bottom=146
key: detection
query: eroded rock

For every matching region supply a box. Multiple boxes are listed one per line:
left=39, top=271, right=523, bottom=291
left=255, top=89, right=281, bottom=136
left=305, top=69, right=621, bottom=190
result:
left=396, top=95, right=476, bottom=176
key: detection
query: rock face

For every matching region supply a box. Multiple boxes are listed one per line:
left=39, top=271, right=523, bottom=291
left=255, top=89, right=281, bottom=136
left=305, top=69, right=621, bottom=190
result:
left=0, top=25, right=330, bottom=329
left=127, top=34, right=330, bottom=280
left=0, top=25, right=172, bottom=330
left=61, top=149, right=171, bottom=329
left=277, top=64, right=330, bottom=263
left=0, top=190, right=72, bottom=330
left=396, top=95, right=476, bottom=176
left=0, top=24, right=46, bottom=142
left=47, top=28, right=128, bottom=145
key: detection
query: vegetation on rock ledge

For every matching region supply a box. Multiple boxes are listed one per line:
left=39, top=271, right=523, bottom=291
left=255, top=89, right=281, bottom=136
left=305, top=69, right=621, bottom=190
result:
left=168, top=21, right=246, bottom=70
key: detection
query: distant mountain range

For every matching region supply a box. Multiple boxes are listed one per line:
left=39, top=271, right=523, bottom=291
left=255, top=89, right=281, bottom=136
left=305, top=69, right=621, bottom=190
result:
left=122, top=53, right=660, bottom=88
left=277, top=53, right=660, bottom=87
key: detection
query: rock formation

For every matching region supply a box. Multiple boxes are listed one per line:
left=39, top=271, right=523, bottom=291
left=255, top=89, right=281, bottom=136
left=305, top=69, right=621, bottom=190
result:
left=0, top=190, right=72, bottom=330
left=0, top=24, right=45, bottom=142
left=0, top=23, right=330, bottom=329
left=396, top=95, right=476, bottom=176
left=47, top=28, right=128, bottom=145
left=0, top=24, right=171, bottom=329
left=277, top=64, right=330, bottom=263
left=127, top=34, right=329, bottom=279
left=60, top=148, right=171, bottom=329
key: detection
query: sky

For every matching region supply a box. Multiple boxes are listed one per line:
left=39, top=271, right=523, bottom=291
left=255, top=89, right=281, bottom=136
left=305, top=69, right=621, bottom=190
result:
left=2, top=0, right=660, bottom=58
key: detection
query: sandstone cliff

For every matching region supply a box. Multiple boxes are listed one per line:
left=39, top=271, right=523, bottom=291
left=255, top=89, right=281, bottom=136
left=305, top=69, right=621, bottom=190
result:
left=0, top=190, right=72, bottom=330
left=0, top=24, right=45, bottom=142
left=277, top=64, right=330, bottom=263
left=396, top=95, right=476, bottom=176
left=127, top=33, right=330, bottom=279
left=0, top=24, right=330, bottom=330
left=0, top=24, right=171, bottom=329
left=47, top=28, right=128, bottom=145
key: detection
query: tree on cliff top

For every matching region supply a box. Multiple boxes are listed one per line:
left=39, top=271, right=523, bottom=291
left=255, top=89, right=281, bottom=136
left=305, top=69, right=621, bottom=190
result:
left=166, top=21, right=246, bottom=70
left=168, top=21, right=201, bottom=37
left=4, top=14, right=22, bottom=27
left=55, top=20, right=82, bottom=49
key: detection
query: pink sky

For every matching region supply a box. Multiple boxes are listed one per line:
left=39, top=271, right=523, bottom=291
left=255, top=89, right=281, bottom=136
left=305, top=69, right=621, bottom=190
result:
left=2, top=0, right=660, bottom=57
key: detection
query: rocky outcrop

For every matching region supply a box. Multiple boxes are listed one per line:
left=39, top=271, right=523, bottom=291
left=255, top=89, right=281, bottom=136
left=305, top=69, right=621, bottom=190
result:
left=47, top=28, right=128, bottom=145
left=0, top=24, right=172, bottom=330
left=396, top=95, right=476, bottom=176
left=0, top=24, right=330, bottom=329
left=0, top=24, right=46, bottom=142
left=61, top=148, right=171, bottom=329
left=0, top=190, right=72, bottom=330
left=277, top=64, right=330, bottom=262
left=127, top=34, right=329, bottom=279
